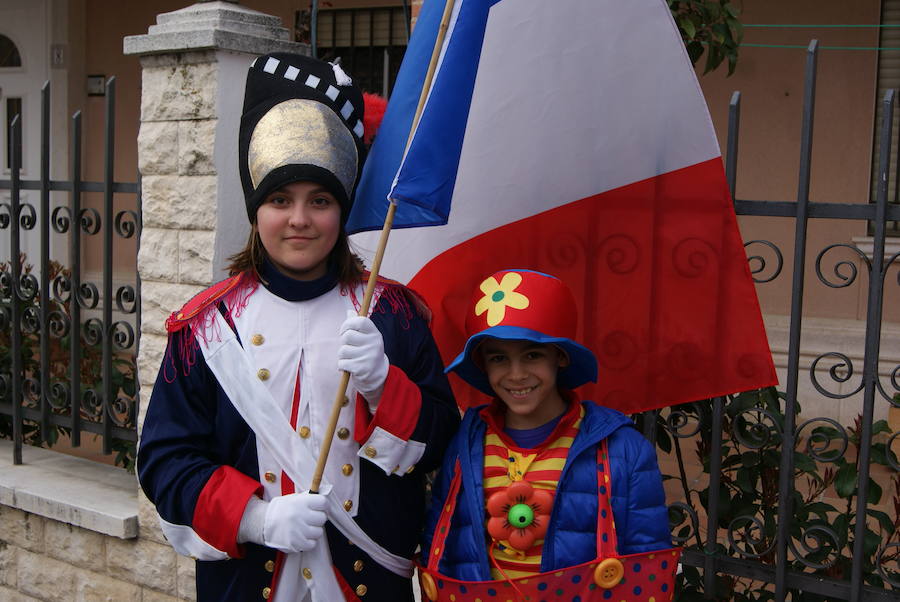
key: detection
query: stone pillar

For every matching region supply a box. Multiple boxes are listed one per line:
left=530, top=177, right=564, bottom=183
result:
left=123, top=0, right=305, bottom=552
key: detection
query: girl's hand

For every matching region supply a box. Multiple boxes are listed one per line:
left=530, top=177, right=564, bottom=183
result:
left=338, top=313, right=389, bottom=410
left=263, top=492, right=328, bottom=553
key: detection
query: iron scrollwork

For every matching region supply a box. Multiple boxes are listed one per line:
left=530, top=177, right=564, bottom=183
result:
left=51, top=274, right=71, bottom=304
left=0, top=202, right=11, bottom=229
left=731, top=406, right=783, bottom=449
left=77, top=282, right=100, bottom=310
left=80, top=207, right=101, bottom=235
left=663, top=402, right=705, bottom=439
left=815, top=243, right=870, bottom=289
left=809, top=352, right=864, bottom=400
left=81, top=388, right=103, bottom=420
left=115, top=285, right=138, bottom=315
left=668, top=501, right=700, bottom=545
left=51, top=206, right=72, bottom=234
left=787, top=524, right=841, bottom=569
left=112, top=320, right=136, bottom=351
left=22, top=376, right=41, bottom=405
left=47, top=310, right=70, bottom=339
left=18, top=203, right=37, bottom=231
left=47, top=381, right=70, bottom=411
left=109, top=393, right=136, bottom=428
left=727, top=514, right=776, bottom=559
left=795, top=417, right=849, bottom=463
left=114, top=209, right=140, bottom=239
left=744, top=239, right=783, bottom=283
left=876, top=542, right=900, bottom=587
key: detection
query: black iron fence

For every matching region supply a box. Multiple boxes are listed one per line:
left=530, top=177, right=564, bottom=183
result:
left=652, top=41, right=900, bottom=601
left=0, top=78, right=140, bottom=468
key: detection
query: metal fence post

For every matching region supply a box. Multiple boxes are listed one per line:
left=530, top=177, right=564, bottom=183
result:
left=849, top=88, right=895, bottom=602
left=101, top=77, right=115, bottom=455
left=39, top=82, right=51, bottom=440
left=774, top=39, right=818, bottom=602
left=69, top=111, right=83, bottom=447
left=9, top=115, right=23, bottom=465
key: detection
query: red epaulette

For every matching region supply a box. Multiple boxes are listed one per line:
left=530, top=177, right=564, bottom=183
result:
left=165, top=274, right=246, bottom=333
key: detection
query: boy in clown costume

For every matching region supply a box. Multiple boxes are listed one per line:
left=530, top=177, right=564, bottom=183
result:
left=419, top=269, right=677, bottom=601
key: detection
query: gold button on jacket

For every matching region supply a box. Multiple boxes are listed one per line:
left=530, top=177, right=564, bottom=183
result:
left=364, top=446, right=377, bottom=458
left=355, top=584, right=368, bottom=596
left=263, top=471, right=277, bottom=483
left=299, top=426, right=311, bottom=438
left=302, top=568, right=313, bottom=580
left=337, top=427, right=350, bottom=440
left=264, top=560, right=275, bottom=572
left=343, top=499, right=353, bottom=511
left=262, top=586, right=271, bottom=599
left=353, top=560, right=364, bottom=572
left=251, top=334, right=264, bottom=346
left=257, top=368, right=270, bottom=381
left=341, top=463, right=353, bottom=476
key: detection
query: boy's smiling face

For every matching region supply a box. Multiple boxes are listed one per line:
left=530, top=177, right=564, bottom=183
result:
left=479, top=339, right=570, bottom=429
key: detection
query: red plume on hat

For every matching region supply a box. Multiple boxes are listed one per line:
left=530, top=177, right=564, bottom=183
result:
left=363, top=92, right=388, bottom=146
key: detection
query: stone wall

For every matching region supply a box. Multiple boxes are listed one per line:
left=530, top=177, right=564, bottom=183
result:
left=134, top=51, right=219, bottom=602
left=136, top=49, right=219, bottom=437
left=0, top=506, right=194, bottom=602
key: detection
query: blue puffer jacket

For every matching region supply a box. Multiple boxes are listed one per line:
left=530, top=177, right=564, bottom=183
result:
left=421, top=400, right=671, bottom=581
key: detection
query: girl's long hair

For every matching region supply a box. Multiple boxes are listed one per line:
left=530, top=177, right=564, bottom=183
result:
left=226, top=223, right=364, bottom=287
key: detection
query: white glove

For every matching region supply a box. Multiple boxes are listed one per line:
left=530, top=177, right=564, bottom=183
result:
left=338, top=312, right=389, bottom=409
left=261, top=492, right=328, bottom=554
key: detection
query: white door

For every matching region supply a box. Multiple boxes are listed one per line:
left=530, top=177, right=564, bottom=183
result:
left=0, top=0, right=48, bottom=268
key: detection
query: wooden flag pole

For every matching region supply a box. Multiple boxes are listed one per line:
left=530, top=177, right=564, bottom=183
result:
left=310, top=0, right=458, bottom=494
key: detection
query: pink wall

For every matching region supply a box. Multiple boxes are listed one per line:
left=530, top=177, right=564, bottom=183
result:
left=696, top=0, right=899, bottom=323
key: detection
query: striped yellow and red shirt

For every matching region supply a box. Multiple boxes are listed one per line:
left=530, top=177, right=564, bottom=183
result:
left=480, top=399, right=584, bottom=579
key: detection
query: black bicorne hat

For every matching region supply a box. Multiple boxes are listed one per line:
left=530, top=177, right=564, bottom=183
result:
left=239, top=53, right=366, bottom=223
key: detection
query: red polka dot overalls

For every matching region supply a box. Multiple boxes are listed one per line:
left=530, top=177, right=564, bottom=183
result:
left=418, top=440, right=681, bottom=601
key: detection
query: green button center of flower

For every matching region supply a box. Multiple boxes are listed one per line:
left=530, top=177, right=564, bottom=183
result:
left=492, top=291, right=505, bottom=302
left=508, top=503, right=534, bottom=528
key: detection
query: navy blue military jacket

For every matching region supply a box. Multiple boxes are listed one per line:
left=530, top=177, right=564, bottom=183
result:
left=138, top=265, right=459, bottom=601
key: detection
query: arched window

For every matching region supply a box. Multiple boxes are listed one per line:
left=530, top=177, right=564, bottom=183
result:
left=0, top=34, right=22, bottom=68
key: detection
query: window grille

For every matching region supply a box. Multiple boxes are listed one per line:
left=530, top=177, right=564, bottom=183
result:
left=296, top=6, right=410, bottom=97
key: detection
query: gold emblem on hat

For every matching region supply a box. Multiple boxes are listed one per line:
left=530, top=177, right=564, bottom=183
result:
left=248, top=99, right=358, bottom=200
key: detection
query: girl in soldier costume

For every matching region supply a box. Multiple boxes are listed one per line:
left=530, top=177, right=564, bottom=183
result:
left=138, top=53, right=459, bottom=602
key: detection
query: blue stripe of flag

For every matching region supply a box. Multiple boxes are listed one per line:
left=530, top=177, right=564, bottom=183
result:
left=347, top=0, right=502, bottom=234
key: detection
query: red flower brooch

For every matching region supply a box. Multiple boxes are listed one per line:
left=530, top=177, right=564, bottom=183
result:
left=486, top=481, right=554, bottom=552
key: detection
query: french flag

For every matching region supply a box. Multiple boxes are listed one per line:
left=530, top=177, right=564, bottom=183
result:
left=348, top=0, right=777, bottom=413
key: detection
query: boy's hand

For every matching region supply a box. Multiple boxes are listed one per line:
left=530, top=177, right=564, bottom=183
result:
left=338, top=313, right=389, bottom=410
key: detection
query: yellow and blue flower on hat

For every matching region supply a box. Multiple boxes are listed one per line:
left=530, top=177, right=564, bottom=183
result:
left=475, top=272, right=530, bottom=326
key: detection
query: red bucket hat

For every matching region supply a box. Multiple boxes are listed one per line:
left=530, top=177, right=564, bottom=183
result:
left=446, top=269, right=598, bottom=395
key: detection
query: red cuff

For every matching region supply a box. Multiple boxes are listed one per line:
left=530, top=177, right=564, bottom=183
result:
left=192, top=466, right=263, bottom=558
left=354, top=364, right=421, bottom=444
